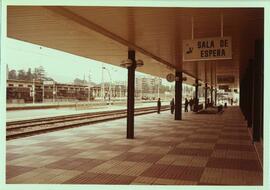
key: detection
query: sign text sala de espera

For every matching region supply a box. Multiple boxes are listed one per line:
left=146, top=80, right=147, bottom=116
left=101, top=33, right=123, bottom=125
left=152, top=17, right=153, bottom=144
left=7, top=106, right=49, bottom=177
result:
left=183, top=37, right=232, bottom=61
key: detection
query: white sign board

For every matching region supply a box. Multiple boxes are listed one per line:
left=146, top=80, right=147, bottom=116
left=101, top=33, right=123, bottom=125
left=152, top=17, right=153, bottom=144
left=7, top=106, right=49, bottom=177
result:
left=43, top=81, right=54, bottom=85
left=183, top=37, right=232, bottom=61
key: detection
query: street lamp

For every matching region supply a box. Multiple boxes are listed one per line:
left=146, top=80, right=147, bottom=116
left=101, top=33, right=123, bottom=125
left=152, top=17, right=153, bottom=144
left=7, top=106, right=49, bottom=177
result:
left=102, top=66, right=113, bottom=105
left=101, top=64, right=105, bottom=101
left=88, top=70, right=91, bottom=102
left=120, top=59, right=144, bottom=68
left=155, top=77, right=161, bottom=99
left=120, top=59, right=144, bottom=101
left=32, top=79, right=35, bottom=104
left=53, top=81, right=57, bottom=103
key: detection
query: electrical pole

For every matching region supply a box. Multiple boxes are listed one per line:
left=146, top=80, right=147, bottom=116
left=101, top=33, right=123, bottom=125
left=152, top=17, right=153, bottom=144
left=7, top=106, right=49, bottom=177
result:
left=88, top=70, right=91, bottom=102
left=32, top=79, right=35, bottom=104
left=101, top=64, right=105, bottom=101
left=140, top=79, right=143, bottom=100
left=119, top=85, right=122, bottom=99
left=107, top=69, right=112, bottom=105
left=157, top=77, right=160, bottom=99
left=53, top=82, right=55, bottom=103
left=42, top=81, right=45, bottom=103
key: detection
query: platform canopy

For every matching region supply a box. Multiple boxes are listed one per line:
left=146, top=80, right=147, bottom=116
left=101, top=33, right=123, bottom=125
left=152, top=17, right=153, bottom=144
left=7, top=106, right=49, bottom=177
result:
left=7, top=6, right=263, bottom=89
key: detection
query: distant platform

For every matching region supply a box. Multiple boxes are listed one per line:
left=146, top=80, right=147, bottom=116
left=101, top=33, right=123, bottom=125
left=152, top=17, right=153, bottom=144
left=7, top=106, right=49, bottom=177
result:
left=6, top=101, right=167, bottom=122
left=6, top=100, right=161, bottom=111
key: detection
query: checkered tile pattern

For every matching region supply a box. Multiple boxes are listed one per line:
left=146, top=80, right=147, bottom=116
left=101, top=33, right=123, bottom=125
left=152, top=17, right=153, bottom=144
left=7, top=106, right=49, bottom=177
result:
left=6, top=107, right=262, bottom=185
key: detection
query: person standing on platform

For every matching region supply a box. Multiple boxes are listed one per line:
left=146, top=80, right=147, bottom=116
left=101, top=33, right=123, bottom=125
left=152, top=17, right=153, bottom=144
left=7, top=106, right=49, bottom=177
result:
left=185, top=98, right=189, bottom=112
left=157, top=98, right=161, bottom=114
left=170, top=98, right=175, bottom=114
left=189, top=98, right=193, bottom=111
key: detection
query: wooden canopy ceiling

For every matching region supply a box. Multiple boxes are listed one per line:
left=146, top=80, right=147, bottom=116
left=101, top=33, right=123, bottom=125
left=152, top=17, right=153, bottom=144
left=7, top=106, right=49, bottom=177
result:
left=7, top=6, right=264, bottom=89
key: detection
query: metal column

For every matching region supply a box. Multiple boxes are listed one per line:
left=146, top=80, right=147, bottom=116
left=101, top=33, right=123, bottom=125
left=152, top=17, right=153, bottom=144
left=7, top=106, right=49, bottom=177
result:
left=214, top=89, right=217, bottom=106
left=175, top=71, right=182, bottom=120
left=194, top=79, right=199, bottom=112
left=210, top=86, right=213, bottom=105
left=205, top=83, right=208, bottom=109
left=252, top=39, right=263, bottom=142
left=127, top=50, right=136, bottom=139
left=247, top=59, right=254, bottom=128
left=210, top=62, right=213, bottom=104
left=204, top=62, right=208, bottom=109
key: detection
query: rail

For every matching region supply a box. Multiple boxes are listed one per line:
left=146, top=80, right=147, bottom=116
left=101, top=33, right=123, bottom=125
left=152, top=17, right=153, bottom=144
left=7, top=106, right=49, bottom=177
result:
left=6, top=106, right=170, bottom=140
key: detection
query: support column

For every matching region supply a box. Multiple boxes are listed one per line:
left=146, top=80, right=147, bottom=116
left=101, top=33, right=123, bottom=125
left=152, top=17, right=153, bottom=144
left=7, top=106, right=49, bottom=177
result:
left=214, top=62, right=217, bottom=106
left=214, top=88, right=217, bottom=106
left=210, top=62, right=213, bottom=105
left=247, top=59, right=254, bottom=128
left=127, top=50, right=136, bottom=139
left=204, top=62, right=208, bottom=109
left=175, top=71, right=182, bottom=120
left=210, top=86, right=213, bottom=105
left=252, top=39, right=263, bottom=142
left=205, top=83, right=208, bottom=109
left=194, top=79, right=199, bottom=112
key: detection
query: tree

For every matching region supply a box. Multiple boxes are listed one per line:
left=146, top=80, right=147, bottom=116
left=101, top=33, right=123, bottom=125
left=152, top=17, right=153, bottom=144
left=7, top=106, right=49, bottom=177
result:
left=74, top=78, right=87, bottom=85
left=26, top=68, right=33, bottom=81
left=33, top=66, right=46, bottom=80
left=8, top=70, right=17, bottom=80
left=17, top=69, right=27, bottom=80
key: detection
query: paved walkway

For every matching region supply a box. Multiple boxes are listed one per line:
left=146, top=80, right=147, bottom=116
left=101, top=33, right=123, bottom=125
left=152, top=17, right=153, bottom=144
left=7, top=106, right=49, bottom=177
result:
left=6, top=107, right=262, bottom=185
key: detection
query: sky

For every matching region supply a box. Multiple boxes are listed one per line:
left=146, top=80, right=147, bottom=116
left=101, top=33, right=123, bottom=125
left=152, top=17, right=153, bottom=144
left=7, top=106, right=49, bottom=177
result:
left=6, top=38, right=127, bottom=84
left=5, top=38, right=172, bottom=85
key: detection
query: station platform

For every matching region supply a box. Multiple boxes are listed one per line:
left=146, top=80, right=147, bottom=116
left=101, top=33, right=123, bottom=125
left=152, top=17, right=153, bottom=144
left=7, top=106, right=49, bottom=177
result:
left=6, top=107, right=262, bottom=185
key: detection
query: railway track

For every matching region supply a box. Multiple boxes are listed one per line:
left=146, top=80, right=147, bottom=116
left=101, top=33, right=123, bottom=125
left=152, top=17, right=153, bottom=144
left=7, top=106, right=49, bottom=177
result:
left=6, top=106, right=170, bottom=140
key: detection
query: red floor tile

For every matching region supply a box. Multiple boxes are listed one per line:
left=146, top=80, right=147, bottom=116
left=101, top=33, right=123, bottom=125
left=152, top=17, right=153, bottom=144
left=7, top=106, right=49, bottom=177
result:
left=160, top=165, right=204, bottom=181
left=6, top=165, right=36, bottom=179
left=63, top=172, right=99, bottom=184
left=169, top=148, right=213, bottom=157
left=6, top=145, right=21, bottom=149
left=96, top=144, right=134, bottom=151
left=184, top=138, right=217, bottom=143
left=193, top=131, right=220, bottom=136
left=35, top=141, right=72, bottom=147
left=37, top=148, right=83, bottom=157
left=113, top=152, right=163, bottom=163
left=198, top=182, right=227, bottom=185
left=220, top=135, right=250, bottom=140
left=45, top=158, right=105, bottom=171
left=144, top=140, right=179, bottom=147
left=163, top=133, right=190, bottom=138
left=7, top=153, right=26, bottom=161
left=214, top=144, right=254, bottom=152
left=87, top=138, right=116, bottom=144
left=206, top=157, right=261, bottom=171
left=108, top=175, right=137, bottom=184
left=141, top=164, right=169, bottom=178
left=222, top=128, right=247, bottom=133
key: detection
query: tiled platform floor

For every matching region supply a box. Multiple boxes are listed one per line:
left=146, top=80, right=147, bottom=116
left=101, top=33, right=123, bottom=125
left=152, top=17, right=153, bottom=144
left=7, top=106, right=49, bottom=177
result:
left=6, top=107, right=262, bottom=185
